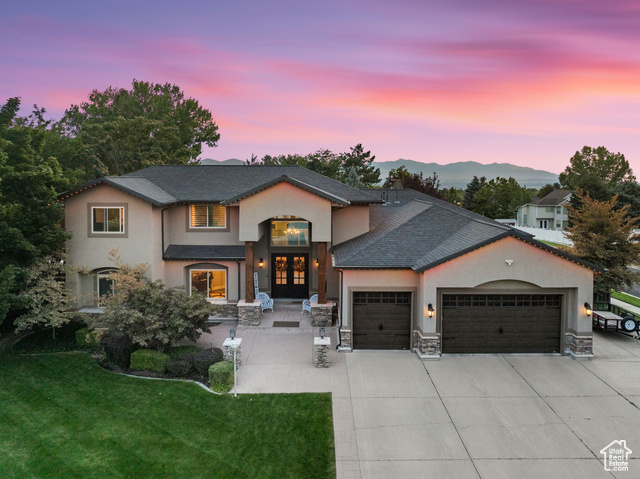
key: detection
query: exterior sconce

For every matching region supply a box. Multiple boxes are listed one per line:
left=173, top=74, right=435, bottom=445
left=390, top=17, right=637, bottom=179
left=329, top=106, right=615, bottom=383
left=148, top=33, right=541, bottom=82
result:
left=258, top=258, right=264, bottom=268
left=427, top=303, right=435, bottom=317
left=315, top=258, right=319, bottom=267
left=319, top=327, right=325, bottom=339
left=230, top=328, right=236, bottom=340
left=584, top=302, right=592, bottom=317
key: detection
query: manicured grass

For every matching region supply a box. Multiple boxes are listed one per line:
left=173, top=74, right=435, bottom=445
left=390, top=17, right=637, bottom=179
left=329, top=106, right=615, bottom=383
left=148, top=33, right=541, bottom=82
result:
left=0, top=353, right=335, bottom=479
left=611, top=290, right=640, bottom=308
left=539, top=240, right=565, bottom=248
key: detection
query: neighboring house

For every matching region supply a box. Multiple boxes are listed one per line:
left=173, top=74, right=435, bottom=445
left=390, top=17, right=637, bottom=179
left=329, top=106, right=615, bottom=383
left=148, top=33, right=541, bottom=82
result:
left=515, top=190, right=571, bottom=230
left=60, top=166, right=597, bottom=358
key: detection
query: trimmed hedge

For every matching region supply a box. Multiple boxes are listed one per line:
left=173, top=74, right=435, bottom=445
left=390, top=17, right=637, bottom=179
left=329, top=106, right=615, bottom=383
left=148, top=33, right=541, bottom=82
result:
left=193, top=347, right=224, bottom=376
left=75, top=328, right=105, bottom=352
left=166, top=358, right=193, bottom=377
left=130, top=349, right=170, bottom=373
left=209, top=361, right=234, bottom=393
left=102, top=333, right=135, bottom=368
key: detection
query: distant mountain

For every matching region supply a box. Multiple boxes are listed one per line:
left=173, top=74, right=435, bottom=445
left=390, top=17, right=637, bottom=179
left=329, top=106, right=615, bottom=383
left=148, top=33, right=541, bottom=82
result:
left=374, top=160, right=559, bottom=189
left=199, top=158, right=245, bottom=165
left=200, top=157, right=558, bottom=189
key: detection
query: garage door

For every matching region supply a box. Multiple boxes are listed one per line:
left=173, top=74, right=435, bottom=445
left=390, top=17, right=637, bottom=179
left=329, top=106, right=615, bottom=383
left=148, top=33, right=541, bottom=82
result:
left=353, top=292, right=411, bottom=350
left=442, top=294, right=562, bottom=353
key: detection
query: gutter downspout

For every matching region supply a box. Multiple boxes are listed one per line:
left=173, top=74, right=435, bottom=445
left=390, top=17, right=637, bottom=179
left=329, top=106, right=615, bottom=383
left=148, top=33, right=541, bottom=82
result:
left=236, top=260, right=241, bottom=302
left=336, top=268, right=343, bottom=350
left=161, top=207, right=171, bottom=259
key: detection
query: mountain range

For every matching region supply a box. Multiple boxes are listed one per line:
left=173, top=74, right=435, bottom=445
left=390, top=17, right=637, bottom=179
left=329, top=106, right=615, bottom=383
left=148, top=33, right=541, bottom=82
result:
left=200, top=158, right=559, bottom=189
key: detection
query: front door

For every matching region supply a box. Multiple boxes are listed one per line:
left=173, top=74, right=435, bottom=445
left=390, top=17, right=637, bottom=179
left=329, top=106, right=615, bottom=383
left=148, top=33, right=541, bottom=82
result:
left=271, top=254, right=309, bottom=298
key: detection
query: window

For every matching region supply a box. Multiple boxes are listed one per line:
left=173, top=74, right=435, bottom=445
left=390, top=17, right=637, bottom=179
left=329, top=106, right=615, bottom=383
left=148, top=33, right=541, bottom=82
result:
left=523, top=214, right=527, bottom=224
left=539, top=220, right=549, bottom=229
left=271, top=219, right=309, bottom=246
left=545, top=206, right=554, bottom=213
left=190, top=205, right=226, bottom=228
left=556, top=206, right=562, bottom=214
left=92, top=207, right=124, bottom=233
left=190, top=270, right=226, bottom=299
left=96, top=270, right=116, bottom=305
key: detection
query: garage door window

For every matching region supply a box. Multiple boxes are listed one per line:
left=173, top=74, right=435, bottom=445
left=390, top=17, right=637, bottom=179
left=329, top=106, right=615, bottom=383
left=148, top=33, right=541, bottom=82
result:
left=353, top=292, right=411, bottom=304
left=444, top=294, right=561, bottom=308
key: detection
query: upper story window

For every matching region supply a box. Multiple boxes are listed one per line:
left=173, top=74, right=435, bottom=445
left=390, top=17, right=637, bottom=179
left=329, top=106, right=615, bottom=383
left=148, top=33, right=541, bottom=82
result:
left=92, top=207, right=125, bottom=234
left=190, top=205, right=226, bottom=229
left=271, top=219, right=309, bottom=247
left=545, top=206, right=554, bottom=213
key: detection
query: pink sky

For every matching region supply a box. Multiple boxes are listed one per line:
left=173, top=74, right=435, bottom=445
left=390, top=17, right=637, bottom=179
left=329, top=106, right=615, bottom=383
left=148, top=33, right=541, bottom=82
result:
left=2, top=0, right=639, bottom=174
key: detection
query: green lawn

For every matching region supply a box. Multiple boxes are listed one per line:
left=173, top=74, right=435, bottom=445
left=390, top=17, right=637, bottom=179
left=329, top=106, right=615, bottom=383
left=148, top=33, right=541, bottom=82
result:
left=611, top=290, right=640, bottom=308
left=0, top=353, right=335, bottom=479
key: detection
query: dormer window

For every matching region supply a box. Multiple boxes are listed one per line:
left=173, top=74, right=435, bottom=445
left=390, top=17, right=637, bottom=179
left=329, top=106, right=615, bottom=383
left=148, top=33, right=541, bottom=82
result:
left=190, top=205, right=226, bottom=229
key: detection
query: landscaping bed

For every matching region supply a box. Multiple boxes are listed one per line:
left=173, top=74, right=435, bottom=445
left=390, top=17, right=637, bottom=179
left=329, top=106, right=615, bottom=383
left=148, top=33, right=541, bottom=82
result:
left=0, top=352, right=336, bottom=479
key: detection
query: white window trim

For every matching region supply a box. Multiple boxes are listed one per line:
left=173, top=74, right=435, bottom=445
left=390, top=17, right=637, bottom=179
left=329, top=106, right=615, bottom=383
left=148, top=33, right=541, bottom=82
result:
left=189, top=204, right=227, bottom=229
left=189, top=269, right=228, bottom=302
left=91, top=206, right=125, bottom=234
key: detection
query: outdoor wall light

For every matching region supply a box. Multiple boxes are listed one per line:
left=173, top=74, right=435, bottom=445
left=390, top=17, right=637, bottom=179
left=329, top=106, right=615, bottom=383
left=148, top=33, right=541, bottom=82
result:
left=315, top=258, right=319, bottom=267
left=258, top=258, right=264, bottom=268
left=584, top=302, right=593, bottom=317
left=230, top=328, right=236, bottom=340
left=319, top=327, right=325, bottom=339
left=427, top=303, right=435, bottom=318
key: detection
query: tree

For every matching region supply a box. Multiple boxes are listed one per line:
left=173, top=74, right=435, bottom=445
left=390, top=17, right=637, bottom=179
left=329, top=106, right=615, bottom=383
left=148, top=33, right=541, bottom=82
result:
left=382, top=166, right=446, bottom=200
left=559, top=146, right=635, bottom=190
left=444, top=187, right=463, bottom=206
left=337, top=143, right=380, bottom=187
left=344, top=166, right=364, bottom=188
left=462, top=176, right=487, bottom=210
left=13, top=257, right=71, bottom=332
left=60, top=80, right=220, bottom=178
left=565, top=189, right=640, bottom=294
left=101, top=252, right=213, bottom=352
left=0, top=98, right=71, bottom=327
left=472, top=177, right=531, bottom=219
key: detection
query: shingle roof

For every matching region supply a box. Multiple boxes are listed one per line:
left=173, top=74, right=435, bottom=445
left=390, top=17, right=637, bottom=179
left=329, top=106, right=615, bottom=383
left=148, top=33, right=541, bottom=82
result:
left=163, top=245, right=245, bottom=261
left=535, top=190, right=571, bottom=206
left=333, top=189, right=600, bottom=272
left=59, top=165, right=382, bottom=206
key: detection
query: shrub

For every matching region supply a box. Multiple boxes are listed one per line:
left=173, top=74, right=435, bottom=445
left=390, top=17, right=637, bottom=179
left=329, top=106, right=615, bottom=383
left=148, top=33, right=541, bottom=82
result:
left=102, top=333, right=135, bottom=368
left=166, top=358, right=193, bottom=377
left=130, top=349, right=170, bottom=373
left=75, top=328, right=104, bottom=352
left=167, top=345, right=201, bottom=358
left=193, top=347, right=224, bottom=376
left=209, top=361, right=234, bottom=393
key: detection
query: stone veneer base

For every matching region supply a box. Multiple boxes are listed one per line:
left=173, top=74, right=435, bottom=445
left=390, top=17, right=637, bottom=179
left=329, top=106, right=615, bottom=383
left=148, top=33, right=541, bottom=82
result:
left=565, top=332, right=594, bottom=358
left=310, top=301, right=333, bottom=327
left=337, top=329, right=352, bottom=352
left=237, top=300, right=262, bottom=326
left=413, top=330, right=441, bottom=359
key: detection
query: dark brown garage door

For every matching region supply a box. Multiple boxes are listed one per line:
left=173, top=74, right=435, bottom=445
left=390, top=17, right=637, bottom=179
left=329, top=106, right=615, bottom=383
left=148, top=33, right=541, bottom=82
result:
left=353, top=292, right=411, bottom=350
left=442, top=294, right=562, bottom=353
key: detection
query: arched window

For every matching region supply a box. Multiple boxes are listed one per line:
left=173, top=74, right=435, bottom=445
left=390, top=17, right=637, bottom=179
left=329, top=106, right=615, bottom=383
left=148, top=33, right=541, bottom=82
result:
left=95, top=269, right=117, bottom=305
left=189, top=268, right=227, bottom=300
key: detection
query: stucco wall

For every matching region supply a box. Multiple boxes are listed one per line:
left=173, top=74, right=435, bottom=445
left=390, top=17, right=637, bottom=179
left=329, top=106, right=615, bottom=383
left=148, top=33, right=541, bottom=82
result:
left=164, top=205, right=242, bottom=246
left=237, top=182, right=332, bottom=242
left=421, top=237, right=593, bottom=335
left=332, top=206, right=370, bottom=245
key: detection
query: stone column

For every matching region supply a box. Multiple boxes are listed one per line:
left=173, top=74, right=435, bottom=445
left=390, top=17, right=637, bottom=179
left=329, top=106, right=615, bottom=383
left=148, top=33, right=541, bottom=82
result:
left=245, top=241, right=254, bottom=303
left=223, top=337, right=242, bottom=369
left=313, top=336, right=331, bottom=368
left=318, top=241, right=327, bottom=304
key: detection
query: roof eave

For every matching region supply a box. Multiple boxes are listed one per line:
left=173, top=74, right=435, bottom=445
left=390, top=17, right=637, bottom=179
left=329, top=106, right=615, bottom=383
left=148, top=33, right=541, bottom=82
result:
left=57, top=178, right=172, bottom=207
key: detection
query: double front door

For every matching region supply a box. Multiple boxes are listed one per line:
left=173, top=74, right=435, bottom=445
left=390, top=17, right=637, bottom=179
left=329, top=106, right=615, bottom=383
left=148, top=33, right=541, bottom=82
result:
left=271, top=253, right=309, bottom=298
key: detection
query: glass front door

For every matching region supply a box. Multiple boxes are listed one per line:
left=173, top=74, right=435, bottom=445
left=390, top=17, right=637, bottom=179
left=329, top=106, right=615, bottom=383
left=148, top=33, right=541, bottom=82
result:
left=271, top=254, right=309, bottom=298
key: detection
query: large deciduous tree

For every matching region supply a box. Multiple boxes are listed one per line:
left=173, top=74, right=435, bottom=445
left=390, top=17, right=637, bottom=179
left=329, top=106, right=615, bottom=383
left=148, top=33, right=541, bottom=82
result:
left=0, top=98, right=70, bottom=327
left=472, top=177, right=531, bottom=219
left=565, top=189, right=640, bottom=294
left=559, top=146, right=635, bottom=190
left=61, top=80, right=220, bottom=178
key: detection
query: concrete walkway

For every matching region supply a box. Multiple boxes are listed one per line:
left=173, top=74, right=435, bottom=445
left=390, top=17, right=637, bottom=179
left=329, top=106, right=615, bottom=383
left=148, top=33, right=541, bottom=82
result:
left=199, top=311, right=640, bottom=479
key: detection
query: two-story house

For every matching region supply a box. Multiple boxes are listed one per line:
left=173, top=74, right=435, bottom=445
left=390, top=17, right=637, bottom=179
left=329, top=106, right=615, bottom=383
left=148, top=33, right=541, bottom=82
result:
left=61, top=166, right=597, bottom=357
left=515, top=190, right=571, bottom=231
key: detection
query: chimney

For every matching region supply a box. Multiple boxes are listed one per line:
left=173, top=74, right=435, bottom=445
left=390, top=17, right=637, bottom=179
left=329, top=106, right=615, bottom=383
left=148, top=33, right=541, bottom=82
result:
left=391, top=178, right=403, bottom=189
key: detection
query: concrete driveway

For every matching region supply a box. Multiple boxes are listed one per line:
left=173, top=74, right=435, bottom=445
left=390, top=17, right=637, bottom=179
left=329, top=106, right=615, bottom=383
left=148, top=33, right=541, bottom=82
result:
left=204, top=322, right=640, bottom=479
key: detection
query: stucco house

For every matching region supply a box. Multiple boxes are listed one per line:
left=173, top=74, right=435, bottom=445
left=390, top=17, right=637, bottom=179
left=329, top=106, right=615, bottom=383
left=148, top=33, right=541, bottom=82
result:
left=61, top=166, right=597, bottom=358
left=515, top=190, right=571, bottom=231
